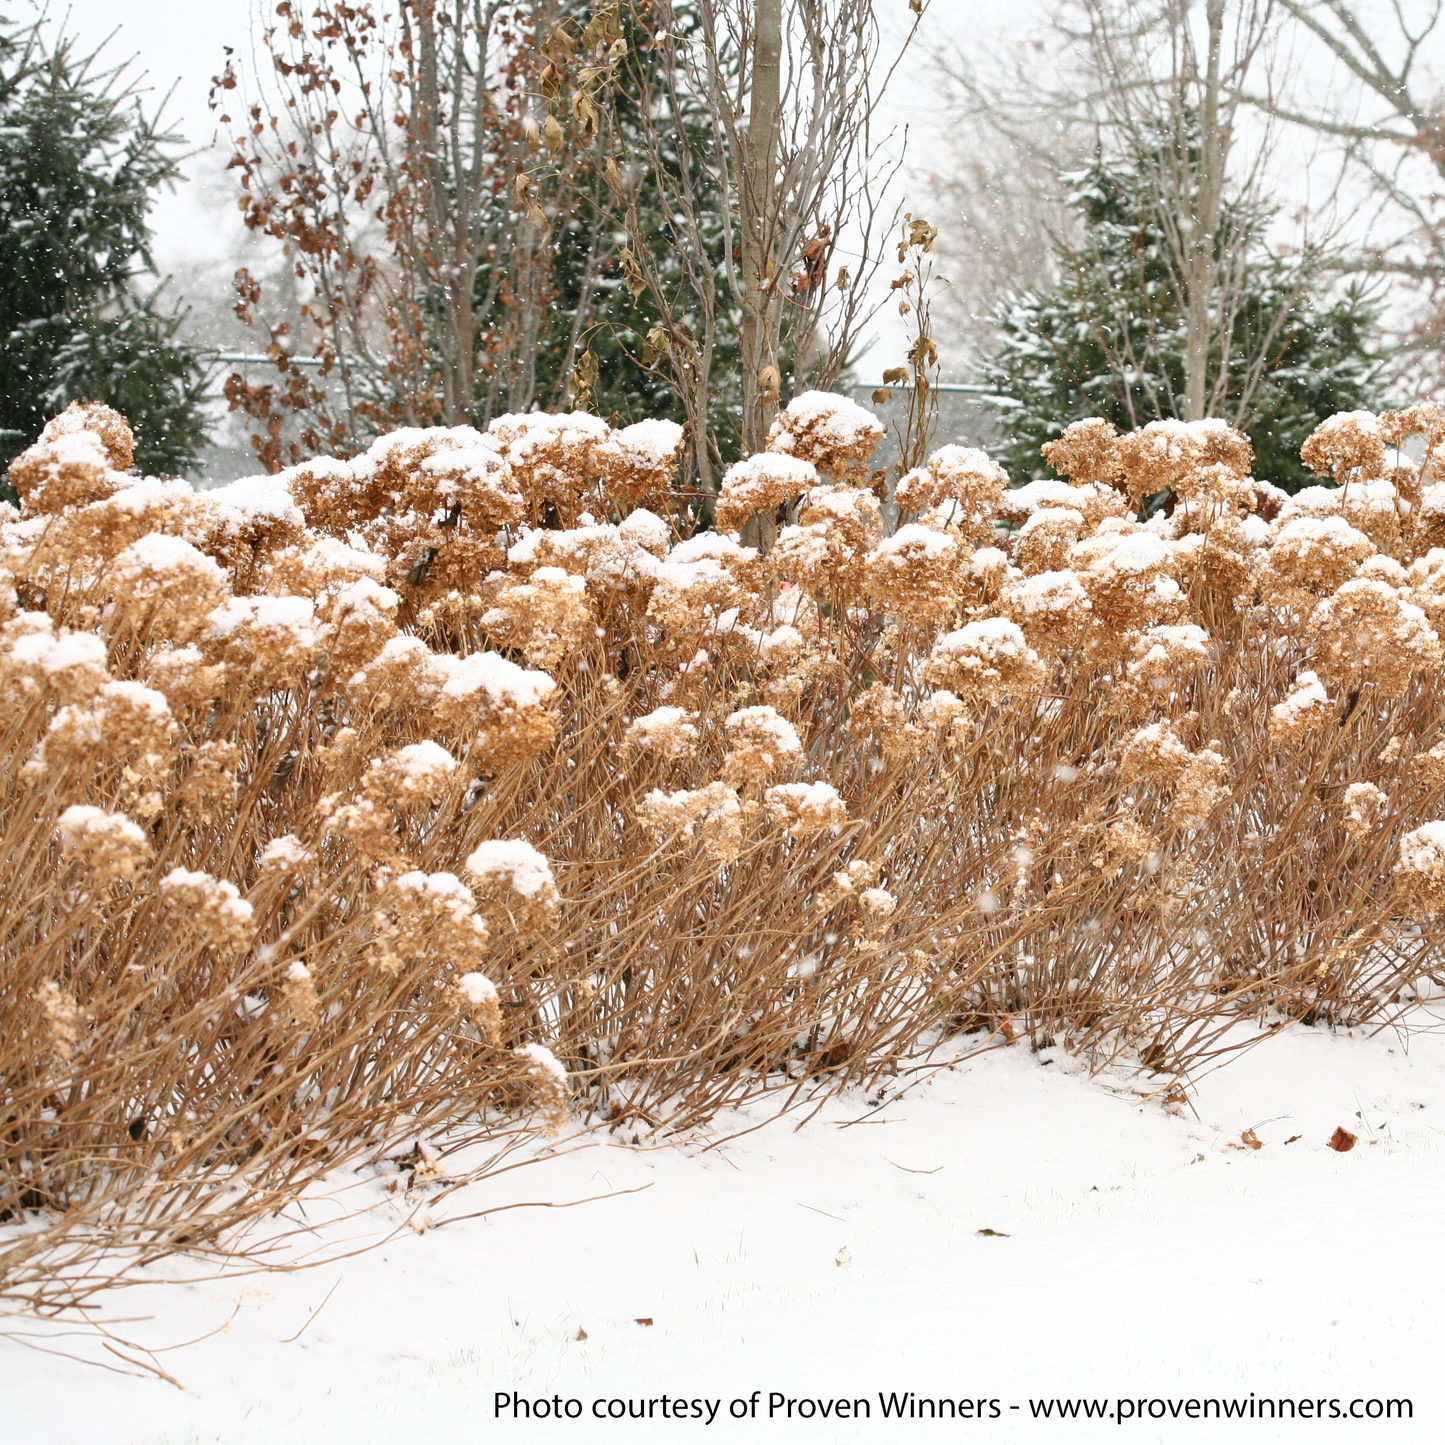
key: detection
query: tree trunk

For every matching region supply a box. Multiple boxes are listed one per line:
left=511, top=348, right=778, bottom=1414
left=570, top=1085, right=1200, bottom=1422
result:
left=740, top=0, right=783, bottom=456
left=1183, top=0, right=1226, bottom=421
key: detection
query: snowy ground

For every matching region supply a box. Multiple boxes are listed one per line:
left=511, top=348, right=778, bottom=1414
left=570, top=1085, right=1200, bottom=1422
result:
left=5, top=1017, right=1444, bottom=1444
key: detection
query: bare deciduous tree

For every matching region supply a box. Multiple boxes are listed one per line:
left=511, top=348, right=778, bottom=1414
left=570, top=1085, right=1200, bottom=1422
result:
left=214, top=1, right=589, bottom=467
left=934, top=0, right=1318, bottom=425
left=533, top=1, right=927, bottom=501
left=1261, top=1, right=1445, bottom=381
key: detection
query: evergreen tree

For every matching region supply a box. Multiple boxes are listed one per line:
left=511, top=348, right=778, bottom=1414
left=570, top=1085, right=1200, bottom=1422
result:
left=0, top=15, right=208, bottom=496
left=474, top=2, right=743, bottom=458
left=982, top=149, right=1384, bottom=492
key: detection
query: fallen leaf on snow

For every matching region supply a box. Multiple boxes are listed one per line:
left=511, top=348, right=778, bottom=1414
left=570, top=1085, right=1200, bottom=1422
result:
left=1329, top=1126, right=1357, bottom=1153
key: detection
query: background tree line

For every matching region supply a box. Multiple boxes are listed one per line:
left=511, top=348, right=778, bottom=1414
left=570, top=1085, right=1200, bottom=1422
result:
left=5, top=2, right=1445, bottom=496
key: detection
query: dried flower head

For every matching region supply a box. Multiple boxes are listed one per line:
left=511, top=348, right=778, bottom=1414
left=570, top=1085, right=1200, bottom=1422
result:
left=722, top=705, right=803, bottom=787
left=1396, top=821, right=1445, bottom=915
left=158, top=867, right=255, bottom=953
left=1306, top=578, right=1441, bottom=697
left=428, top=650, right=558, bottom=770
left=454, top=970, right=502, bottom=1040
left=1122, top=624, right=1212, bottom=710
left=1013, top=507, right=1085, bottom=575
left=863, top=524, right=963, bottom=624
left=512, top=1043, right=570, bottom=1130
left=280, top=961, right=321, bottom=1029
left=1120, top=722, right=1192, bottom=787
left=143, top=644, right=227, bottom=709
left=1040, top=417, right=1123, bottom=490
left=34, top=680, right=177, bottom=779
left=847, top=682, right=925, bottom=761
left=8, top=428, right=125, bottom=514
left=205, top=594, right=319, bottom=681
left=764, top=780, right=848, bottom=837
left=480, top=566, right=595, bottom=667
left=636, top=781, right=744, bottom=863
left=713, top=452, right=818, bottom=533
left=1263, top=516, right=1375, bottom=602
left=765, top=390, right=884, bottom=477
left=1268, top=671, right=1331, bottom=742
left=999, top=569, right=1092, bottom=657
left=894, top=445, right=1007, bottom=534
left=1301, top=410, right=1386, bottom=485
left=109, top=533, right=229, bottom=640
left=1113, top=418, right=1253, bottom=506
left=1412, top=739, right=1445, bottom=787
left=924, top=619, right=1044, bottom=711
left=367, top=869, right=489, bottom=973
left=464, top=840, right=561, bottom=934
left=1, top=613, right=110, bottom=702
left=623, top=706, right=700, bottom=760
left=41, top=400, right=135, bottom=471
left=38, top=980, right=81, bottom=1061
left=55, top=805, right=151, bottom=881
left=1173, top=747, right=1230, bottom=828
left=259, top=834, right=314, bottom=875
left=610, top=419, right=686, bottom=512
left=1343, top=782, right=1387, bottom=839
left=364, top=741, right=458, bottom=810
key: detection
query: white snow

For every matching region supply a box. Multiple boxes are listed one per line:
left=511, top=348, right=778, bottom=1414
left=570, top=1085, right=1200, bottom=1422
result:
left=205, top=474, right=306, bottom=532
left=455, top=971, right=500, bottom=1007
left=433, top=650, right=557, bottom=710
left=464, top=839, right=557, bottom=898
left=616, top=419, right=685, bottom=469
left=259, top=834, right=313, bottom=869
left=55, top=805, right=146, bottom=850
left=6, top=1020, right=1445, bottom=1441
left=385, top=740, right=457, bottom=780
